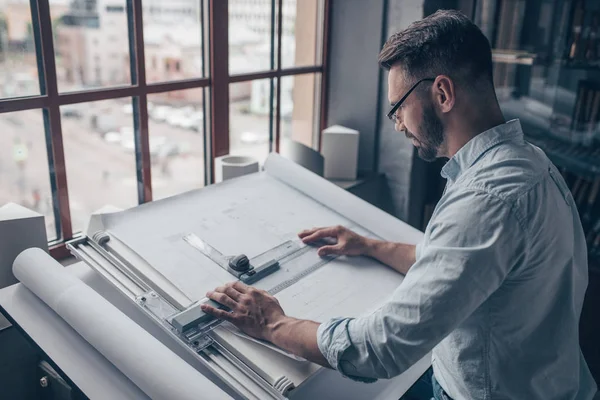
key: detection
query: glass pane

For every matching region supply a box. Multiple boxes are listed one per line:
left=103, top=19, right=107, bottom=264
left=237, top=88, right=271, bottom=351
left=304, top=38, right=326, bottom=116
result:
left=0, top=110, right=56, bottom=240
left=229, top=79, right=272, bottom=164
left=147, top=88, right=205, bottom=200
left=61, top=99, right=137, bottom=233
left=143, top=2, right=204, bottom=83
left=280, top=73, right=319, bottom=149
left=0, top=2, right=41, bottom=97
left=229, top=0, right=274, bottom=74
left=281, top=0, right=321, bottom=69
left=51, top=0, right=131, bottom=92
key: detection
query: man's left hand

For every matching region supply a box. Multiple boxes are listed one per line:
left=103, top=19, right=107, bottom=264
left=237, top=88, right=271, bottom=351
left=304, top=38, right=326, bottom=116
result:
left=202, top=281, right=285, bottom=342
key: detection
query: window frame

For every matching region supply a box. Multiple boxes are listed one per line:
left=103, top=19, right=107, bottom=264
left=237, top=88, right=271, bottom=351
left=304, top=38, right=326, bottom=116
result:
left=0, top=0, right=331, bottom=259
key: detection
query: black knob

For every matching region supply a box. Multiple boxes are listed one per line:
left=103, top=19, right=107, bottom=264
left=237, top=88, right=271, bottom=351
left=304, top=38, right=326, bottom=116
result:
left=229, top=254, right=251, bottom=272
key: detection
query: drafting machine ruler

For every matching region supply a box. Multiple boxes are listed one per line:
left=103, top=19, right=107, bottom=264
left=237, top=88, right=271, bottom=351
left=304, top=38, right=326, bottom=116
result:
left=169, top=232, right=343, bottom=338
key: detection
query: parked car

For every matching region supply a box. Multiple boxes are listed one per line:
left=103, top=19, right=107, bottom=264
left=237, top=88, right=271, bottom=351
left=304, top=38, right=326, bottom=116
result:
left=150, top=105, right=173, bottom=122
left=61, top=104, right=86, bottom=119
left=166, top=110, right=189, bottom=128
left=122, top=103, right=133, bottom=115
left=180, top=112, right=204, bottom=132
left=240, top=131, right=269, bottom=144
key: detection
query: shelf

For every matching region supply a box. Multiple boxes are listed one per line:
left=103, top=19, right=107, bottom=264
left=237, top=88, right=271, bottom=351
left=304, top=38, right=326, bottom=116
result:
left=561, top=60, right=600, bottom=71
left=525, top=134, right=600, bottom=178
left=491, top=49, right=540, bottom=66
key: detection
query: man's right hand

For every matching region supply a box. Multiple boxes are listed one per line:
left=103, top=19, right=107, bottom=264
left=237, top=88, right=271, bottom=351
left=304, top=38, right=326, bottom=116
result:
left=299, top=225, right=417, bottom=275
left=298, top=225, right=371, bottom=257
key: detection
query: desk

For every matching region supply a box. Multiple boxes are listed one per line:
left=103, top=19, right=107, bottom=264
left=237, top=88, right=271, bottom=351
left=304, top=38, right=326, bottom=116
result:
left=0, top=155, right=430, bottom=399
left=0, top=260, right=430, bottom=400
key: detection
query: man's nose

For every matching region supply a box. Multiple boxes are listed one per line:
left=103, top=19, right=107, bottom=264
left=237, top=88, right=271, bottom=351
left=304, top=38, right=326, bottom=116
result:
left=395, top=119, right=406, bottom=133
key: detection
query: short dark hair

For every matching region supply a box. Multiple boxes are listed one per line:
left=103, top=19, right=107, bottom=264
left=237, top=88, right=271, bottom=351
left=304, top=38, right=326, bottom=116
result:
left=378, top=10, right=493, bottom=88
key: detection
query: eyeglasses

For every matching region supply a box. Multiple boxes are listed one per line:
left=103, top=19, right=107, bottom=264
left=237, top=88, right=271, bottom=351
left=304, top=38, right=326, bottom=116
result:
left=387, top=77, right=436, bottom=123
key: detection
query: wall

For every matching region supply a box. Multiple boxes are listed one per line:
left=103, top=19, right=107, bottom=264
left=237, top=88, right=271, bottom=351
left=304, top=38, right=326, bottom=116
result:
left=325, top=0, right=387, bottom=173
left=326, top=0, right=428, bottom=225
left=376, top=0, right=425, bottom=225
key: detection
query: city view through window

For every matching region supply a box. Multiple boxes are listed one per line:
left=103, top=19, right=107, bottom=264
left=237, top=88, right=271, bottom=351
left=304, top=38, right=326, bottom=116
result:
left=0, top=0, right=324, bottom=245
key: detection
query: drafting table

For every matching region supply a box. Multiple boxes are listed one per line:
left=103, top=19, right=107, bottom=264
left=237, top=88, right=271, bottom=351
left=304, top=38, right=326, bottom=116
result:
left=0, top=153, right=430, bottom=399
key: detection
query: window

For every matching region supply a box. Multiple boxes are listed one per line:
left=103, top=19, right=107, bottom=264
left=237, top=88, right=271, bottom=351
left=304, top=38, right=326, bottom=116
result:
left=0, top=2, right=40, bottom=97
left=147, top=88, right=206, bottom=200
left=61, top=99, right=138, bottom=233
left=143, top=3, right=204, bottom=83
left=229, top=79, right=273, bottom=164
left=279, top=73, right=321, bottom=149
left=228, top=0, right=274, bottom=74
left=282, top=0, right=321, bottom=68
left=0, top=0, right=330, bottom=259
left=0, top=110, right=56, bottom=240
left=50, top=0, right=131, bottom=92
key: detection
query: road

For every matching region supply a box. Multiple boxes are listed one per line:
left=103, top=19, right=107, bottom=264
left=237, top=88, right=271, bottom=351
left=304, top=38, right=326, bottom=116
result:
left=0, top=98, right=281, bottom=239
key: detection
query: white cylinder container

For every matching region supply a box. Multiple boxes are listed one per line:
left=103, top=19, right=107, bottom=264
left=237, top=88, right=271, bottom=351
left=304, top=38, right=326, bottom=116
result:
left=220, top=155, right=260, bottom=181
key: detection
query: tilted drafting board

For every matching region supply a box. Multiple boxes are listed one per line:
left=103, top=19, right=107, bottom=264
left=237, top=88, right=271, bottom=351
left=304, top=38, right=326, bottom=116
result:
left=38, top=153, right=425, bottom=399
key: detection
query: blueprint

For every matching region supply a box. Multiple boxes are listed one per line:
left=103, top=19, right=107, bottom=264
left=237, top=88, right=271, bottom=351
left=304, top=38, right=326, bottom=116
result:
left=88, top=153, right=425, bottom=390
left=97, top=161, right=398, bottom=306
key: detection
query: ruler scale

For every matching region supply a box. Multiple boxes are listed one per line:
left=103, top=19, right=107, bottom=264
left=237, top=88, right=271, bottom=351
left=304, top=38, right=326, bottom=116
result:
left=175, top=227, right=360, bottom=336
left=183, top=228, right=357, bottom=293
left=267, top=256, right=336, bottom=295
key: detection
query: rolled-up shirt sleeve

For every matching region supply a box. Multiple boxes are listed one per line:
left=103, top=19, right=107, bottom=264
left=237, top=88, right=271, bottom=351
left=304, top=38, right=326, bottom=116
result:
left=415, top=241, right=424, bottom=261
left=316, top=189, right=528, bottom=381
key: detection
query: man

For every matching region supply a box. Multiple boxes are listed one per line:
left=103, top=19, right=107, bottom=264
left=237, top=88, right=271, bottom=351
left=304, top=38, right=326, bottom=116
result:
left=203, top=10, right=598, bottom=399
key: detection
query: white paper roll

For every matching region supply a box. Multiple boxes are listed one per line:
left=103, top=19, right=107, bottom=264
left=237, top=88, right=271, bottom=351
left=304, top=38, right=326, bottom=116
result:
left=13, top=248, right=230, bottom=400
left=264, top=153, right=423, bottom=244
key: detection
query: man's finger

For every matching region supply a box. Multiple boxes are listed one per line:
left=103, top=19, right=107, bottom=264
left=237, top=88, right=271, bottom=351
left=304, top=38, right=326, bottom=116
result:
left=215, top=285, right=243, bottom=301
left=201, top=304, right=234, bottom=322
left=232, top=281, right=249, bottom=293
left=301, top=227, right=338, bottom=244
left=317, top=244, right=343, bottom=257
left=206, top=291, right=238, bottom=310
left=298, top=227, right=323, bottom=239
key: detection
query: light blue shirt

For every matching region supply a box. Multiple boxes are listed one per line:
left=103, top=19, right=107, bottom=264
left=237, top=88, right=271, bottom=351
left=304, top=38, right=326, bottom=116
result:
left=317, top=119, right=597, bottom=399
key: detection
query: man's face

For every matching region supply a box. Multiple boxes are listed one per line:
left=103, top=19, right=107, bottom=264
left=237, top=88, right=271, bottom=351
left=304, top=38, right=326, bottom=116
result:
left=388, top=67, right=445, bottom=162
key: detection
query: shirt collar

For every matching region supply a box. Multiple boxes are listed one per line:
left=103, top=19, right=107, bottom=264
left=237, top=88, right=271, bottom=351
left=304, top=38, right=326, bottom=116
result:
left=441, top=119, right=524, bottom=182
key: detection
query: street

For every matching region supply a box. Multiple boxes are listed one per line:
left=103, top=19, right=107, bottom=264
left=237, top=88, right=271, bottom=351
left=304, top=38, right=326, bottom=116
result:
left=0, top=98, right=278, bottom=239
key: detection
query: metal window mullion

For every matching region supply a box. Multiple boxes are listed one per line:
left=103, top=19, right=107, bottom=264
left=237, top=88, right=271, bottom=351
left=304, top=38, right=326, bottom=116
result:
left=128, top=0, right=152, bottom=203
left=267, top=0, right=276, bottom=154
left=35, top=0, right=73, bottom=240
left=209, top=0, right=230, bottom=183
left=228, top=66, right=322, bottom=83
left=0, top=96, right=49, bottom=113
left=371, top=0, right=388, bottom=172
left=201, top=0, right=212, bottom=186
left=147, top=78, right=210, bottom=94
left=318, top=0, right=332, bottom=152
left=274, top=0, right=283, bottom=153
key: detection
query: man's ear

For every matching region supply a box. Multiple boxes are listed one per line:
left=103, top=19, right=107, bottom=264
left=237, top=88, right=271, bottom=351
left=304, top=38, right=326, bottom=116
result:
left=433, top=75, right=455, bottom=113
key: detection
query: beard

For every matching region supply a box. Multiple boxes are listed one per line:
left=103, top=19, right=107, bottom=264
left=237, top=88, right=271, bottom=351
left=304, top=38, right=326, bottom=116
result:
left=406, top=103, right=444, bottom=162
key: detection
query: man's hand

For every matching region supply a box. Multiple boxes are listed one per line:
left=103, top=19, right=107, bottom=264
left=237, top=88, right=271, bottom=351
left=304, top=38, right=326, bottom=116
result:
left=299, top=225, right=417, bottom=275
left=298, top=225, right=371, bottom=257
left=202, top=281, right=330, bottom=367
left=202, top=281, right=285, bottom=342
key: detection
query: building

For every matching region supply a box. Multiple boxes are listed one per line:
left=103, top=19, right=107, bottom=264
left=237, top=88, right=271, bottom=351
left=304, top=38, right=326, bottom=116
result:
left=55, top=0, right=128, bottom=88
left=229, top=0, right=296, bottom=38
left=0, top=0, right=68, bottom=96
left=55, top=0, right=204, bottom=90
left=143, top=0, right=200, bottom=25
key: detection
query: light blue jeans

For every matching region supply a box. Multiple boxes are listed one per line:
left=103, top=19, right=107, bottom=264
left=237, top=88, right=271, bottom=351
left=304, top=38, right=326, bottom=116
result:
left=401, top=368, right=453, bottom=400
